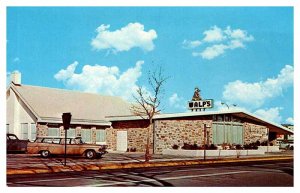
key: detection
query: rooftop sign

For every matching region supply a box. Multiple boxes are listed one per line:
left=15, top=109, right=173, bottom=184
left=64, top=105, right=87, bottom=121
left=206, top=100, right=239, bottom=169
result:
left=188, top=99, right=213, bottom=110
left=188, top=87, right=213, bottom=111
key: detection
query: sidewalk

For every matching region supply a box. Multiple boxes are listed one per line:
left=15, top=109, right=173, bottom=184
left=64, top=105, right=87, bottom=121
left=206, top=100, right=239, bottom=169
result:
left=7, top=150, right=293, bottom=175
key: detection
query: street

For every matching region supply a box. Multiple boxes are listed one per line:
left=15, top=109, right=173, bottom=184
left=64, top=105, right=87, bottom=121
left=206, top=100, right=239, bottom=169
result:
left=7, top=160, right=293, bottom=187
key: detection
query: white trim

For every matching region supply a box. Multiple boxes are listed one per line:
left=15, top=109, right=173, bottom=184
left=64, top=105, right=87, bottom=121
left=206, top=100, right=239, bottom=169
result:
left=107, top=110, right=293, bottom=134
left=38, top=117, right=111, bottom=126
left=9, top=83, right=40, bottom=121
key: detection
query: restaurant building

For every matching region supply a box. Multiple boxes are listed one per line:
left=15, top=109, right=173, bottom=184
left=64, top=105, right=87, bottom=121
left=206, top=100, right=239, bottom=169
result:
left=6, top=72, right=293, bottom=153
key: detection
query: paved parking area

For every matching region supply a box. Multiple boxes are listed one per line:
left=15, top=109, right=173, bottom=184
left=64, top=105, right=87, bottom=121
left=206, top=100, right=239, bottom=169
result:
left=7, top=150, right=293, bottom=170
left=6, top=152, right=196, bottom=170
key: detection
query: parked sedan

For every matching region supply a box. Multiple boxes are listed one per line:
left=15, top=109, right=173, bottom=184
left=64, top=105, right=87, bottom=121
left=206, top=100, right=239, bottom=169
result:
left=7, top=133, right=29, bottom=153
left=27, top=137, right=108, bottom=159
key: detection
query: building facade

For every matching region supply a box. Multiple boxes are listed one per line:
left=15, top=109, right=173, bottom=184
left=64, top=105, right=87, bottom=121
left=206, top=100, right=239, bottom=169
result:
left=107, top=111, right=289, bottom=154
left=6, top=72, right=293, bottom=153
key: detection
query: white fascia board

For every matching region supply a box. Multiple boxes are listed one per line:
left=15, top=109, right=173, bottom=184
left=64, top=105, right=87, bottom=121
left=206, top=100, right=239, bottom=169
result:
left=9, top=83, right=40, bottom=121
left=38, top=117, right=112, bottom=127
left=240, top=110, right=294, bottom=134
left=106, top=115, right=148, bottom=121
left=107, top=110, right=293, bottom=134
left=106, top=110, right=242, bottom=121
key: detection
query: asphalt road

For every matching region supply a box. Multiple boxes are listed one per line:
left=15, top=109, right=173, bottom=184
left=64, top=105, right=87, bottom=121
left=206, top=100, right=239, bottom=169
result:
left=7, top=160, right=293, bottom=187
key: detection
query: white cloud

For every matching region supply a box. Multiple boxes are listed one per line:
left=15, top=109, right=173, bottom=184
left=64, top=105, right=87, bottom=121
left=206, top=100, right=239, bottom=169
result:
left=254, top=107, right=282, bottom=123
left=185, top=25, right=254, bottom=60
left=203, top=26, right=225, bottom=42
left=222, top=65, right=293, bottom=109
left=182, top=40, right=201, bottom=49
left=193, top=44, right=228, bottom=60
left=13, top=57, right=20, bottom=63
left=91, top=23, right=157, bottom=53
left=168, top=93, right=186, bottom=110
left=54, top=60, right=144, bottom=100
left=224, top=26, right=254, bottom=42
left=54, top=61, right=78, bottom=81
left=285, top=117, right=294, bottom=124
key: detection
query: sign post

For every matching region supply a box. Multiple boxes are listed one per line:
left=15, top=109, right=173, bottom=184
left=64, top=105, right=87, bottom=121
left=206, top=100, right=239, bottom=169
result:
left=62, top=112, right=72, bottom=166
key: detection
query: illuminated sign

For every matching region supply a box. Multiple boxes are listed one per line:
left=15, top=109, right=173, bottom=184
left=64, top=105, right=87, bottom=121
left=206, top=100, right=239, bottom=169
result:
left=188, top=99, right=214, bottom=110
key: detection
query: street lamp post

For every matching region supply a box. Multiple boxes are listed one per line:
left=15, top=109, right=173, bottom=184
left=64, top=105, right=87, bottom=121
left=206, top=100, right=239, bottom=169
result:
left=203, top=124, right=211, bottom=161
left=203, top=124, right=206, bottom=161
left=221, top=102, right=237, bottom=110
left=62, top=112, right=72, bottom=166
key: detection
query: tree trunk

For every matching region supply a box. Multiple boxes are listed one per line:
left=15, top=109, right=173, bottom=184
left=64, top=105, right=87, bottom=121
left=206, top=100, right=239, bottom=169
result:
left=145, top=120, right=152, bottom=162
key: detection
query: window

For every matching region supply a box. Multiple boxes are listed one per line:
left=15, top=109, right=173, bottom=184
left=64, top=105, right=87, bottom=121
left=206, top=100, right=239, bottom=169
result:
left=217, top=115, right=224, bottom=122
left=21, top=123, right=28, bottom=140
left=212, top=123, right=243, bottom=145
left=30, top=123, right=37, bottom=141
left=224, top=115, right=231, bottom=122
left=67, top=128, right=76, bottom=138
left=6, top=124, right=9, bottom=134
left=96, top=129, right=106, bottom=143
left=48, top=127, right=59, bottom=137
left=81, top=128, right=91, bottom=143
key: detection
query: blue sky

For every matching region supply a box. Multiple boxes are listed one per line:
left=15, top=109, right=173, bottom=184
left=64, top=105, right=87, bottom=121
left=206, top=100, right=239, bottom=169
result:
left=6, top=7, right=294, bottom=124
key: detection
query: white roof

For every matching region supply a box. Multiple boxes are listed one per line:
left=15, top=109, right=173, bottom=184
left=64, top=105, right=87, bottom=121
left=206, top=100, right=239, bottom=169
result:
left=107, top=110, right=294, bottom=135
left=9, top=83, right=132, bottom=126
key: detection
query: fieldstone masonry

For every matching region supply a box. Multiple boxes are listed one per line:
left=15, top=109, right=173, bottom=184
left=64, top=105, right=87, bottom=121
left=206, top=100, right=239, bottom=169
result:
left=244, top=122, right=268, bottom=144
left=107, top=120, right=153, bottom=152
left=154, top=119, right=212, bottom=154
left=35, top=116, right=272, bottom=154
left=37, top=124, right=47, bottom=137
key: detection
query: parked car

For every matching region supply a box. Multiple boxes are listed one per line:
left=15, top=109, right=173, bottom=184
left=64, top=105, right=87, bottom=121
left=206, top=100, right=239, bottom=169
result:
left=27, top=137, right=108, bottom=159
left=7, top=133, right=29, bottom=153
left=277, top=141, right=294, bottom=150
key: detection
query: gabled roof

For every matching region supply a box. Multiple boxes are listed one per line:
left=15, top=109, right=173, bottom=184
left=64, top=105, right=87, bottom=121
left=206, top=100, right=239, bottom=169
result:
left=107, top=110, right=294, bottom=135
left=9, top=83, right=132, bottom=126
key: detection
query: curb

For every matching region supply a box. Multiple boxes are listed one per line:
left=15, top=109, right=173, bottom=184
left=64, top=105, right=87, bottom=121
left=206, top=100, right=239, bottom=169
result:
left=7, top=156, right=293, bottom=175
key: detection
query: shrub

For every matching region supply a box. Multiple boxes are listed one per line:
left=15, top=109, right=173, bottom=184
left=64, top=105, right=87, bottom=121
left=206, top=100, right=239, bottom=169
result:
left=235, top=144, right=243, bottom=150
left=260, top=141, right=268, bottom=146
left=192, top=143, right=199, bottom=150
left=243, top=142, right=258, bottom=150
left=181, top=143, right=202, bottom=150
left=208, top=144, right=218, bottom=150
left=255, top=140, right=261, bottom=146
left=181, top=143, right=191, bottom=150
left=172, top=144, right=179, bottom=150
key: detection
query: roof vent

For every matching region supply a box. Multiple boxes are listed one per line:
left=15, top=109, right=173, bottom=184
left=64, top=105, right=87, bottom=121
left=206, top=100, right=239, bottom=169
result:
left=11, top=71, right=21, bottom=85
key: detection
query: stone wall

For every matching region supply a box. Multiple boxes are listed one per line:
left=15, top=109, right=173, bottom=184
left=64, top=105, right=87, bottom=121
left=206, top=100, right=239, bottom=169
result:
left=106, top=127, right=117, bottom=150
left=243, top=122, right=268, bottom=144
left=107, top=120, right=152, bottom=152
left=154, top=119, right=212, bottom=154
left=36, top=124, right=48, bottom=137
left=128, top=126, right=153, bottom=152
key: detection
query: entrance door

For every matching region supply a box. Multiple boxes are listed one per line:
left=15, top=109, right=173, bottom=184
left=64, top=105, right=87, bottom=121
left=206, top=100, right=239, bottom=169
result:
left=116, top=131, right=128, bottom=152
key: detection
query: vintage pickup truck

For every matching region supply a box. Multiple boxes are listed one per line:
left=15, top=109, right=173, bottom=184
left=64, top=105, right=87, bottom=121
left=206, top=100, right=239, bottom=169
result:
left=27, top=137, right=108, bottom=159
left=7, top=133, right=29, bottom=153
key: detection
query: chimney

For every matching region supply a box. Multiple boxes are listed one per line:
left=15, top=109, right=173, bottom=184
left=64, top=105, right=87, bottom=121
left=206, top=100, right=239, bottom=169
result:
left=11, top=71, right=21, bottom=85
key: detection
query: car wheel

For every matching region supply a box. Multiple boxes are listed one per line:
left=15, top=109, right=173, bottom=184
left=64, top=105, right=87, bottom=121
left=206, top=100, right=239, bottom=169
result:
left=40, top=150, right=50, bottom=158
left=85, top=150, right=96, bottom=159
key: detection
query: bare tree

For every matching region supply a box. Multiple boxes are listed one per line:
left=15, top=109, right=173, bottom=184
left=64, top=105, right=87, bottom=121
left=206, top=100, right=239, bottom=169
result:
left=131, top=66, right=168, bottom=162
